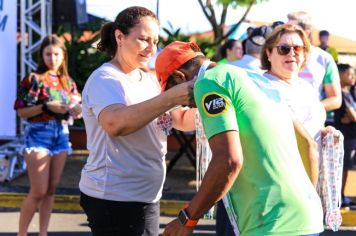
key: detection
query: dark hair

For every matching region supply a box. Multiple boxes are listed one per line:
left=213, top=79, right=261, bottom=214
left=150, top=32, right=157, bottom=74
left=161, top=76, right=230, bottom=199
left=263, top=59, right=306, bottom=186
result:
left=337, top=63, right=352, bottom=73
left=37, top=34, right=70, bottom=91
left=319, top=30, right=330, bottom=37
left=166, top=46, right=205, bottom=90
left=220, top=39, right=238, bottom=58
left=97, top=6, right=158, bottom=57
left=272, top=21, right=284, bottom=29
left=261, top=24, right=310, bottom=71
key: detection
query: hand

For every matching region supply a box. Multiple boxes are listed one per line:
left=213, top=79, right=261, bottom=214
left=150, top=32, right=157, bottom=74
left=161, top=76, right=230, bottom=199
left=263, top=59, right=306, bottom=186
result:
left=341, top=115, right=351, bottom=124
left=163, top=219, right=194, bottom=236
left=69, top=103, right=82, bottom=119
left=166, top=80, right=195, bottom=107
left=321, top=126, right=342, bottom=144
left=46, top=101, right=69, bottom=114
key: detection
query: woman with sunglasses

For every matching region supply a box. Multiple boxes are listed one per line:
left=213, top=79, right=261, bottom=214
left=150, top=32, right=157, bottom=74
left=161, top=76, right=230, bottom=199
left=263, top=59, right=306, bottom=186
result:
left=260, top=24, right=327, bottom=187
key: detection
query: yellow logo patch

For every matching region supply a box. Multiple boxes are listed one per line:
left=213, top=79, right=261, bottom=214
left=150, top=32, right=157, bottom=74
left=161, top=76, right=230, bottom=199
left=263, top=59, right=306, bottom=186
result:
left=201, top=93, right=227, bottom=116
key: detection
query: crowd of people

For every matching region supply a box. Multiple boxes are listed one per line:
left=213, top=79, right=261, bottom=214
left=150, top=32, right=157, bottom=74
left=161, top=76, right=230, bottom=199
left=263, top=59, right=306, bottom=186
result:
left=13, top=5, right=356, bottom=236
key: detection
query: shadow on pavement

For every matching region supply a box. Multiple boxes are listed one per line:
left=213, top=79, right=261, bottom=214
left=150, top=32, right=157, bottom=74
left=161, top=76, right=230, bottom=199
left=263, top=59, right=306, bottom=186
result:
left=159, top=223, right=215, bottom=235
left=0, top=233, right=89, bottom=236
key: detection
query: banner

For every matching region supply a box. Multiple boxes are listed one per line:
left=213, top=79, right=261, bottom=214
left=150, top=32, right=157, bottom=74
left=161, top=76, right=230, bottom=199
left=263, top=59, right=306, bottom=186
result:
left=0, top=0, right=17, bottom=138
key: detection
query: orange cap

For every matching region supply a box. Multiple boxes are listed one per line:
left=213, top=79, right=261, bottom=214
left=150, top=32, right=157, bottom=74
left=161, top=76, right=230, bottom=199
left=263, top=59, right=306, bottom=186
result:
left=155, top=41, right=204, bottom=91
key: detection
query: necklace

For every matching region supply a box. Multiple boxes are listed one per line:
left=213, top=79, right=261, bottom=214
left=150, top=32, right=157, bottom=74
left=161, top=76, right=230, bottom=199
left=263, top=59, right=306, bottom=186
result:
left=48, top=73, right=59, bottom=86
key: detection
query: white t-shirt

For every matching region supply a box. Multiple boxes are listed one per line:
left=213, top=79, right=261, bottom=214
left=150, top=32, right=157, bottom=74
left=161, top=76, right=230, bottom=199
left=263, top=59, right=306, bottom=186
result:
left=229, top=54, right=265, bottom=74
left=298, top=46, right=340, bottom=100
left=264, top=72, right=326, bottom=141
left=79, top=63, right=167, bottom=203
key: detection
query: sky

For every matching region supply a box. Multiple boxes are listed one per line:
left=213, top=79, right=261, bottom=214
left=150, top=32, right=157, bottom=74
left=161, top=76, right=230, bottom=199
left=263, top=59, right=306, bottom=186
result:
left=86, top=0, right=356, bottom=42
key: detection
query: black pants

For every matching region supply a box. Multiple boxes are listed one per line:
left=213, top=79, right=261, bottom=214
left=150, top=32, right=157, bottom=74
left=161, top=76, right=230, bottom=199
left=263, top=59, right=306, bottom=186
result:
left=80, top=192, right=160, bottom=236
left=215, top=200, right=234, bottom=236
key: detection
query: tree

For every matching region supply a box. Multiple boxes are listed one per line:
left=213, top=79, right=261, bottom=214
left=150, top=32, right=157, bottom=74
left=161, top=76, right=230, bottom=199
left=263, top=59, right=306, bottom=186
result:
left=197, top=0, right=267, bottom=44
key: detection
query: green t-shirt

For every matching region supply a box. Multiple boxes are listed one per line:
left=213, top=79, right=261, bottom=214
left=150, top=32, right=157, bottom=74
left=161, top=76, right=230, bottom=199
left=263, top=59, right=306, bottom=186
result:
left=194, top=65, right=323, bottom=235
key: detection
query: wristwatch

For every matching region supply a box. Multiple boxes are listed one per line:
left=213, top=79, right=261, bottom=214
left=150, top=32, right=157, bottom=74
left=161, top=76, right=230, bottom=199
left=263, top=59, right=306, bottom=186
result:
left=178, top=207, right=199, bottom=227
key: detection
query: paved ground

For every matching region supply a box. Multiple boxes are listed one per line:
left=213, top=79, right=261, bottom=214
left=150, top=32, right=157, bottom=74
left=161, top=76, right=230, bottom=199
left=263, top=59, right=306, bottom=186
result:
left=0, top=151, right=355, bottom=235
left=0, top=210, right=355, bottom=235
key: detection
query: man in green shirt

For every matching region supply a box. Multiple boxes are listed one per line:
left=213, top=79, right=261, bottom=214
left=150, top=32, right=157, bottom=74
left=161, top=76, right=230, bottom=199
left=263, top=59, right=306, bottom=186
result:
left=319, top=30, right=338, bottom=62
left=156, top=41, right=323, bottom=236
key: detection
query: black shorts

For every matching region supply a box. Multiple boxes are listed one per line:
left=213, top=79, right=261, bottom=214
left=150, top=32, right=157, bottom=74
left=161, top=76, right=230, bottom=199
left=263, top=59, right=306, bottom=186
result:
left=80, top=192, right=160, bottom=236
left=344, top=139, right=356, bottom=170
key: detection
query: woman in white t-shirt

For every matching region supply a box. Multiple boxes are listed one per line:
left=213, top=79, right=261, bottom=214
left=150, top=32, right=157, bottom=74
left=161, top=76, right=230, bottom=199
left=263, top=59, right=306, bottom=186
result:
left=260, top=24, right=326, bottom=187
left=79, top=6, right=196, bottom=236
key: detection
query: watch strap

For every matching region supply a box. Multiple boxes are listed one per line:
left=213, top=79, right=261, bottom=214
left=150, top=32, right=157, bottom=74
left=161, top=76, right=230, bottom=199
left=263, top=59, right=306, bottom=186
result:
left=180, top=207, right=199, bottom=227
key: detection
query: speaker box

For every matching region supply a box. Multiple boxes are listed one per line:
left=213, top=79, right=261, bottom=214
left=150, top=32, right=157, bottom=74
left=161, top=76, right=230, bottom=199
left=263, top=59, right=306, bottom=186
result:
left=53, top=0, right=88, bottom=25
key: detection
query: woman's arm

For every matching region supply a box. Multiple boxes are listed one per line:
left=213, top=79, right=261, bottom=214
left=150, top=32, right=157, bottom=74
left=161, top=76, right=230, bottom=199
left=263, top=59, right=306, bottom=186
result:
left=293, top=119, right=319, bottom=187
left=99, top=80, right=195, bottom=137
left=17, top=101, right=69, bottom=118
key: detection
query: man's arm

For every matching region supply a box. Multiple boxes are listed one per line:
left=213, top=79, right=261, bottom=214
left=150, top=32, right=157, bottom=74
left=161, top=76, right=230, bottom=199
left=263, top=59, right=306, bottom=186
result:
left=171, top=107, right=196, bottom=132
left=293, top=119, right=319, bottom=187
left=163, top=130, right=243, bottom=236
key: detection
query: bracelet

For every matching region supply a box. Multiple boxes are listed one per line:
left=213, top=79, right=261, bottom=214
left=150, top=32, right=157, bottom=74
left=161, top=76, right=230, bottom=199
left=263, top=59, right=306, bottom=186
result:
left=41, top=102, right=56, bottom=116
left=41, top=102, right=49, bottom=113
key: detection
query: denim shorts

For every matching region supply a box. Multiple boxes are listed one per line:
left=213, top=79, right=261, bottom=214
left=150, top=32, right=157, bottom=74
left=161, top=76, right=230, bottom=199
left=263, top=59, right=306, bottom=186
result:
left=24, top=120, right=72, bottom=156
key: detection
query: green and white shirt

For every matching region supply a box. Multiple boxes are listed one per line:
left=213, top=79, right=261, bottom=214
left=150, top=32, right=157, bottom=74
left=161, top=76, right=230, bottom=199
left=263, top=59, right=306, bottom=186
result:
left=194, top=64, right=323, bottom=235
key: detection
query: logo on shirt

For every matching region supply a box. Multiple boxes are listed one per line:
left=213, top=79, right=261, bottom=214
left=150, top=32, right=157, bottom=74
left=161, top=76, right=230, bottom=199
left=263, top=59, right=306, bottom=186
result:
left=202, top=93, right=227, bottom=116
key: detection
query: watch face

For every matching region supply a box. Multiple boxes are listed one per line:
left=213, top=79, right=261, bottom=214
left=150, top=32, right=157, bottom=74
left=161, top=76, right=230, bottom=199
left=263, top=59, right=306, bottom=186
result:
left=178, top=209, right=188, bottom=225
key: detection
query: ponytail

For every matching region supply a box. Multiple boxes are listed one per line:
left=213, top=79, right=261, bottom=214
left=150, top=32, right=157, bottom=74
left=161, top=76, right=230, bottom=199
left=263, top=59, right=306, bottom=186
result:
left=97, top=22, right=117, bottom=57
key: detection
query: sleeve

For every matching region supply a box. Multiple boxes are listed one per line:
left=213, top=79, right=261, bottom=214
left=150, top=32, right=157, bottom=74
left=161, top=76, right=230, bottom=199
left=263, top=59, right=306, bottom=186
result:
left=83, top=70, right=126, bottom=120
left=194, top=78, right=238, bottom=139
left=14, top=73, right=41, bottom=110
left=323, top=58, right=340, bottom=85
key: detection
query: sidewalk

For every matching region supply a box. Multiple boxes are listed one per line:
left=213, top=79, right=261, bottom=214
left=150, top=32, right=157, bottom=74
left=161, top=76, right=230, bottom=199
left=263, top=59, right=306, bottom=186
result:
left=0, top=150, right=356, bottom=234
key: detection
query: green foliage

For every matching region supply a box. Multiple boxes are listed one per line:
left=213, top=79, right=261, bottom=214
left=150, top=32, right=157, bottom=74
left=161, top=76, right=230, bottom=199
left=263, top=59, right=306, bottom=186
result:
left=56, top=19, right=110, bottom=127
left=56, top=22, right=109, bottom=92
left=159, top=22, right=190, bottom=47
left=195, top=38, right=217, bottom=59
left=158, top=22, right=217, bottom=59
left=217, top=0, right=265, bottom=8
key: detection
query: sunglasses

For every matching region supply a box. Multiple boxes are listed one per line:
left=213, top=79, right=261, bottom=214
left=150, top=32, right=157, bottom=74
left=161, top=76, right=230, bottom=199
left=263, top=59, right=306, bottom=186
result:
left=275, top=45, right=305, bottom=55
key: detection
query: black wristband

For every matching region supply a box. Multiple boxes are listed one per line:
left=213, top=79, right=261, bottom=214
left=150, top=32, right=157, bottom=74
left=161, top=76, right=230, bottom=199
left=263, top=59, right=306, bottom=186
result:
left=41, top=102, right=49, bottom=113
left=41, top=102, right=56, bottom=116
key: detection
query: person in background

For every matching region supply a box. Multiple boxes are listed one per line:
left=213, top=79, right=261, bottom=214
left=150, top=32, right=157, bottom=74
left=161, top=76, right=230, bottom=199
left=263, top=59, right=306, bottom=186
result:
left=272, top=20, right=284, bottom=29
left=217, top=39, right=243, bottom=64
left=158, top=41, right=323, bottom=236
left=79, top=7, right=195, bottom=236
left=14, top=35, right=82, bottom=236
left=334, top=63, right=356, bottom=207
left=319, top=30, right=338, bottom=62
left=230, top=25, right=272, bottom=73
left=287, top=11, right=341, bottom=125
left=246, top=26, right=255, bottom=37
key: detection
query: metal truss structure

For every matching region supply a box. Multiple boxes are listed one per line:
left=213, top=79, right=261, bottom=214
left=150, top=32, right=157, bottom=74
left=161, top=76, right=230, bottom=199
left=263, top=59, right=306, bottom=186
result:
left=20, top=0, right=52, bottom=78
left=0, top=0, right=52, bottom=183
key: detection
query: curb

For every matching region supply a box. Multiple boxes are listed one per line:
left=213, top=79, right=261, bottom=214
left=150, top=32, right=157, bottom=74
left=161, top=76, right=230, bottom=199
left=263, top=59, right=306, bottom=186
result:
left=0, top=192, right=187, bottom=215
